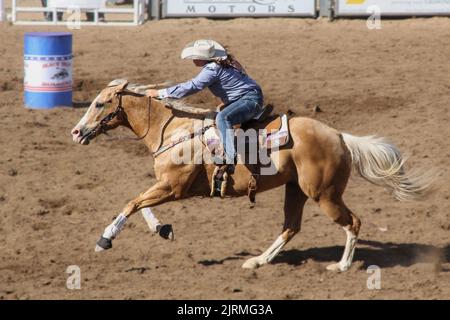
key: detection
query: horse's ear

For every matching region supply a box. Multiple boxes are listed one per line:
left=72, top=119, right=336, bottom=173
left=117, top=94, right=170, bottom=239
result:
left=114, top=81, right=129, bottom=94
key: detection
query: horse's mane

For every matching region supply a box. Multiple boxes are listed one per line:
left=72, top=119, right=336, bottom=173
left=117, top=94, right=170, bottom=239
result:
left=108, top=79, right=212, bottom=116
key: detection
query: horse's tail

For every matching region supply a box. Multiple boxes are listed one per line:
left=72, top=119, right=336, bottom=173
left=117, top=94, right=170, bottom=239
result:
left=341, top=133, right=435, bottom=201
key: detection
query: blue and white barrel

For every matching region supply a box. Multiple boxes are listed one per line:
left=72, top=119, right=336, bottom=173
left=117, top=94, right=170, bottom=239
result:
left=24, top=32, right=73, bottom=109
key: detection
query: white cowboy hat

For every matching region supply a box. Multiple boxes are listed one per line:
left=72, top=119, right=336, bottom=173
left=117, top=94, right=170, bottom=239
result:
left=181, top=40, right=227, bottom=61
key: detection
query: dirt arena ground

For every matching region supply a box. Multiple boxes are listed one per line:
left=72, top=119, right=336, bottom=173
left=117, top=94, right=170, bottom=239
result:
left=0, top=15, right=449, bottom=300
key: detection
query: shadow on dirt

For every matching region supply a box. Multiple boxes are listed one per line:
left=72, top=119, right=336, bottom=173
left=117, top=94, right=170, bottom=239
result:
left=198, top=251, right=254, bottom=266
left=271, top=239, right=449, bottom=270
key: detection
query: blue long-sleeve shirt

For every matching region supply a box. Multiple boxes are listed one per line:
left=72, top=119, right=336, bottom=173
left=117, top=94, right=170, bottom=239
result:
left=159, top=62, right=261, bottom=104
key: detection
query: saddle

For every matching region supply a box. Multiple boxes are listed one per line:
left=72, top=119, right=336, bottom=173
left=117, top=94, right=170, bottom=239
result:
left=161, top=100, right=290, bottom=202
left=204, top=104, right=290, bottom=202
left=203, top=104, right=290, bottom=155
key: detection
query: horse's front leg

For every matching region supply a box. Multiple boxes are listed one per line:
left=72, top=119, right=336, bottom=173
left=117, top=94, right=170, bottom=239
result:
left=95, top=180, right=175, bottom=252
left=140, top=207, right=173, bottom=239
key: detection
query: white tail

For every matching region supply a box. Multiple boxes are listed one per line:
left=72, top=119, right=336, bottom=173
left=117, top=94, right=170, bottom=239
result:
left=341, top=133, right=435, bottom=201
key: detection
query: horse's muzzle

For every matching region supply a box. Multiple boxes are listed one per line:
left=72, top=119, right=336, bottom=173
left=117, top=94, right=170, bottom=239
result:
left=71, top=126, right=93, bottom=145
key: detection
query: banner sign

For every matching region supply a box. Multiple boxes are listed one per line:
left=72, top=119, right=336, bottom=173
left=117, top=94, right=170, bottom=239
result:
left=164, top=0, right=316, bottom=17
left=336, top=0, right=450, bottom=16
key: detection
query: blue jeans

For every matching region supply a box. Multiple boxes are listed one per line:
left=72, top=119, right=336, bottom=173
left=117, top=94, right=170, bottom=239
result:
left=216, top=89, right=263, bottom=164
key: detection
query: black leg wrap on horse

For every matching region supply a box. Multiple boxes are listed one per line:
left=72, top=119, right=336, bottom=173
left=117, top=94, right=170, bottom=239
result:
left=96, top=236, right=113, bottom=250
left=159, top=224, right=174, bottom=240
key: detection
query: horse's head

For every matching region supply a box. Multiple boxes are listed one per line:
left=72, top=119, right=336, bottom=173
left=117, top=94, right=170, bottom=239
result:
left=71, top=80, right=129, bottom=145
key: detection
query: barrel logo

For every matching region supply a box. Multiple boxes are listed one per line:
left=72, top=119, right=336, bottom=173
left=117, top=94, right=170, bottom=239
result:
left=24, top=54, right=73, bottom=92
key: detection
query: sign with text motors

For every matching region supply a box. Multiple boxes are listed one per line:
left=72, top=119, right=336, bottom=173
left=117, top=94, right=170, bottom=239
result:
left=336, top=0, right=450, bottom=16
left=164, top=0, right=316, bottom=17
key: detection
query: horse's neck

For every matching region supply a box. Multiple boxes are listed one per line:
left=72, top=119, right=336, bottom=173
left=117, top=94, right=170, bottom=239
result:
left=124, top=96, right=192, bottom=153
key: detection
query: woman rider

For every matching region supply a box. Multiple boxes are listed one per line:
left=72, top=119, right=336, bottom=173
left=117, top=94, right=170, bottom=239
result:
left=146, top=39, right=264, bottom=172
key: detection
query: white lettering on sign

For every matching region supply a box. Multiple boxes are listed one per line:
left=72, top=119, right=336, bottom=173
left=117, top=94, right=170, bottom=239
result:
left=24, top=55, right=73, bottom=92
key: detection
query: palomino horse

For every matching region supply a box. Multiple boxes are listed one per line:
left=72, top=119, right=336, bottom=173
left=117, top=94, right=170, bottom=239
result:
left=71, top=80, right=433, bottom=271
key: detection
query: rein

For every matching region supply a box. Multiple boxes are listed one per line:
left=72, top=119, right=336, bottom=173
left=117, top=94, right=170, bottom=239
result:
left=152, top=123, right=214, bottom=158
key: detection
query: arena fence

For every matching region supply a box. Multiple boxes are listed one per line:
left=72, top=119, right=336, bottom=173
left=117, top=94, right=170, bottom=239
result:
left=7, top=0, right=450, bottom=25
left=12, top=0, right=146, bottom=26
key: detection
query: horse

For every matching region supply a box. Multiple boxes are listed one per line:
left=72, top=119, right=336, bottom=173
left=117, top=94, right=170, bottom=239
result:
left=71, top=79, right=434, bottom=271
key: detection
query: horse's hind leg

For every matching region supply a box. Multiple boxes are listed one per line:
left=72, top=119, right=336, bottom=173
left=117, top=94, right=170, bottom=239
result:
left=242, top=183, right=307, bottom=269
left=318, top=194, right=361, bottom=272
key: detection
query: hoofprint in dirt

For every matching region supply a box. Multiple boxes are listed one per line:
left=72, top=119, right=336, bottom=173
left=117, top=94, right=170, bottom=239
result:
left=0, top=18, right=449, bottom=299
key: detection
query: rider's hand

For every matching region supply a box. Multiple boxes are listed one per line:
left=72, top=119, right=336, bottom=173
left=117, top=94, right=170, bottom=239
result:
left=145, top=89, right=160, bottom=98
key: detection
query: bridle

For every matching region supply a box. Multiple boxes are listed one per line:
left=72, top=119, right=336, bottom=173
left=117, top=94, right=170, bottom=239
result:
left=82, top=90, right=208, bottom=158
left=82, top=92, right=154, bottom=143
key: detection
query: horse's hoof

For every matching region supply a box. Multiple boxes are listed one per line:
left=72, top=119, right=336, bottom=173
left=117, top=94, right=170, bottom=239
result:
left=95, top=245, right=105, bottom=252
left=95, top=236, right=112, bottom=252
left=242, top=257, right=261, bottom=269
left=159, top=224, right=174, bottom=240
left=326, top=262, right=347, bottom=272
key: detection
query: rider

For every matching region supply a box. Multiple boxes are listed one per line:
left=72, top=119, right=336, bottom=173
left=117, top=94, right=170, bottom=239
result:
left=146, top=39, right=264, bottom=172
